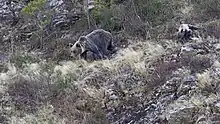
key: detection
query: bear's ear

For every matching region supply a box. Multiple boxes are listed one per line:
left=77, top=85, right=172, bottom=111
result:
left=68, top=43, right=74, bottom=47
left=79, top=36, right=87, bottom=41
left=176, top=28, right=179, bottom=32
left=76, top=43, right=80, bottom=48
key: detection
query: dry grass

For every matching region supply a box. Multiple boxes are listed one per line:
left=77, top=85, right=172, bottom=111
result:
left=180, top=54, right=213, bottom=73
left=10, top=105, right=66, bottom=124
left=196, top=70, right=212, bottom=89
left=0, top=36, right=219, bottom=123
left=1, top=0, right=220, bottom=123
left=1, top=40, right=168, bottom=123
left=200, top=20, right=220, bottom=39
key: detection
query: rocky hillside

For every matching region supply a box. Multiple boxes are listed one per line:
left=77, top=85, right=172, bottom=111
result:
left=0, top=0, right=220, bottom=124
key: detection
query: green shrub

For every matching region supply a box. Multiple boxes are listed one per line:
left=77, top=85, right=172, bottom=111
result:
left=88, top=0, right=122, bottom=31
left=90, top=0, right=178, bottom=31
left=134, top=0, right=176, bottom=27
left=21, top=0, right=52, bottom=50
left=22, top=0, right=46, bottom=16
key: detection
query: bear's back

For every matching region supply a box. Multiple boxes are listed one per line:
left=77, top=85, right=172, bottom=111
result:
left=86, top=29, right=112, bottom=48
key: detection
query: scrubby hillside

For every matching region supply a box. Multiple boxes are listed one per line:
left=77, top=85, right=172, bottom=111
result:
left=1, top=0, right=220, bottom=124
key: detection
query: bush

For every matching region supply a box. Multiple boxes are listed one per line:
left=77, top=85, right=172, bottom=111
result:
left=53, top=71, right=77, bottom=91
left=7, top=76, right=49, bottom=113
left=191, top=0, right=220, bottom=22
left=180, top=54, right=213, bottom=73
left=9, top=54, right=40, bottom=69
left=90, top=0, right=121, bottom=31
left=134, top=0, right=176, bottom=27
left=88, top=0, right=180, bottom=39
left=22, top=0, right=46, bottom=16
left=203, top=20, right=220, bottom=38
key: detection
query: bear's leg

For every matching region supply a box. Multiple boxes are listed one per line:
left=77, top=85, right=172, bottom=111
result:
left=93, top=52, right=101, bottom=60
left=107, top=40, right=117, bottom=55
left=80, top=51, right=88, bottom=60
left=183, top=31, right=188, bottom=40
left=185, top=30, right=193, bottom=40
left=107, top=40, right=115, bottom=51
left=92, top=48, right=104, bottom=59
left=86, top=42, right=104, bottom=59
left=182, top=30, right=191, bottom=42
left=84, top=51, right=99, bottom=62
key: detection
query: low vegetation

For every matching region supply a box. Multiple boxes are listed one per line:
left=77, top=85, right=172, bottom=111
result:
left=0, top=0, right=220, bottom=123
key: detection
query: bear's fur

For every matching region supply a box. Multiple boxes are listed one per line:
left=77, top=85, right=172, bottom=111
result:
left=69, top=29, right=115, bottom=61
left=176, top=22, right=199, bottom=42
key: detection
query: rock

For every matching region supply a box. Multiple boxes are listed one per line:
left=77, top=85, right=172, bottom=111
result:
left=215, top=43, right=220, bottom=51
left=46, top=0, right=83, bottom=30
left=0, top=53, right=8, bottom=63
left=0, top=0, right=83, bottom=29
left=214, top=68, right=220, bottom=76
left=181, top=45, right=194, bottom=53
left=0, top=0, right=24, bottom=25
left=165, top=100, right=198, bottom=124
left=182, top=75, right=197, bottom=84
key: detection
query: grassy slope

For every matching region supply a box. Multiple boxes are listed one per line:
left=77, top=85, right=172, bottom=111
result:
left=1, top=0, right=220, bottom=124
left=1, top=37, right=220, bottom=123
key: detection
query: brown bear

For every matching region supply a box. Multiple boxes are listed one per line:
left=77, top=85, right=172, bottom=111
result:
left=69, top=29, right=116, bottom=61
left=176, top=21, right=199, bottom=42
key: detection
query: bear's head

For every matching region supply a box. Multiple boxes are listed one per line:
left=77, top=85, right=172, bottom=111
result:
left=69, top=36, right=87, bottom=58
